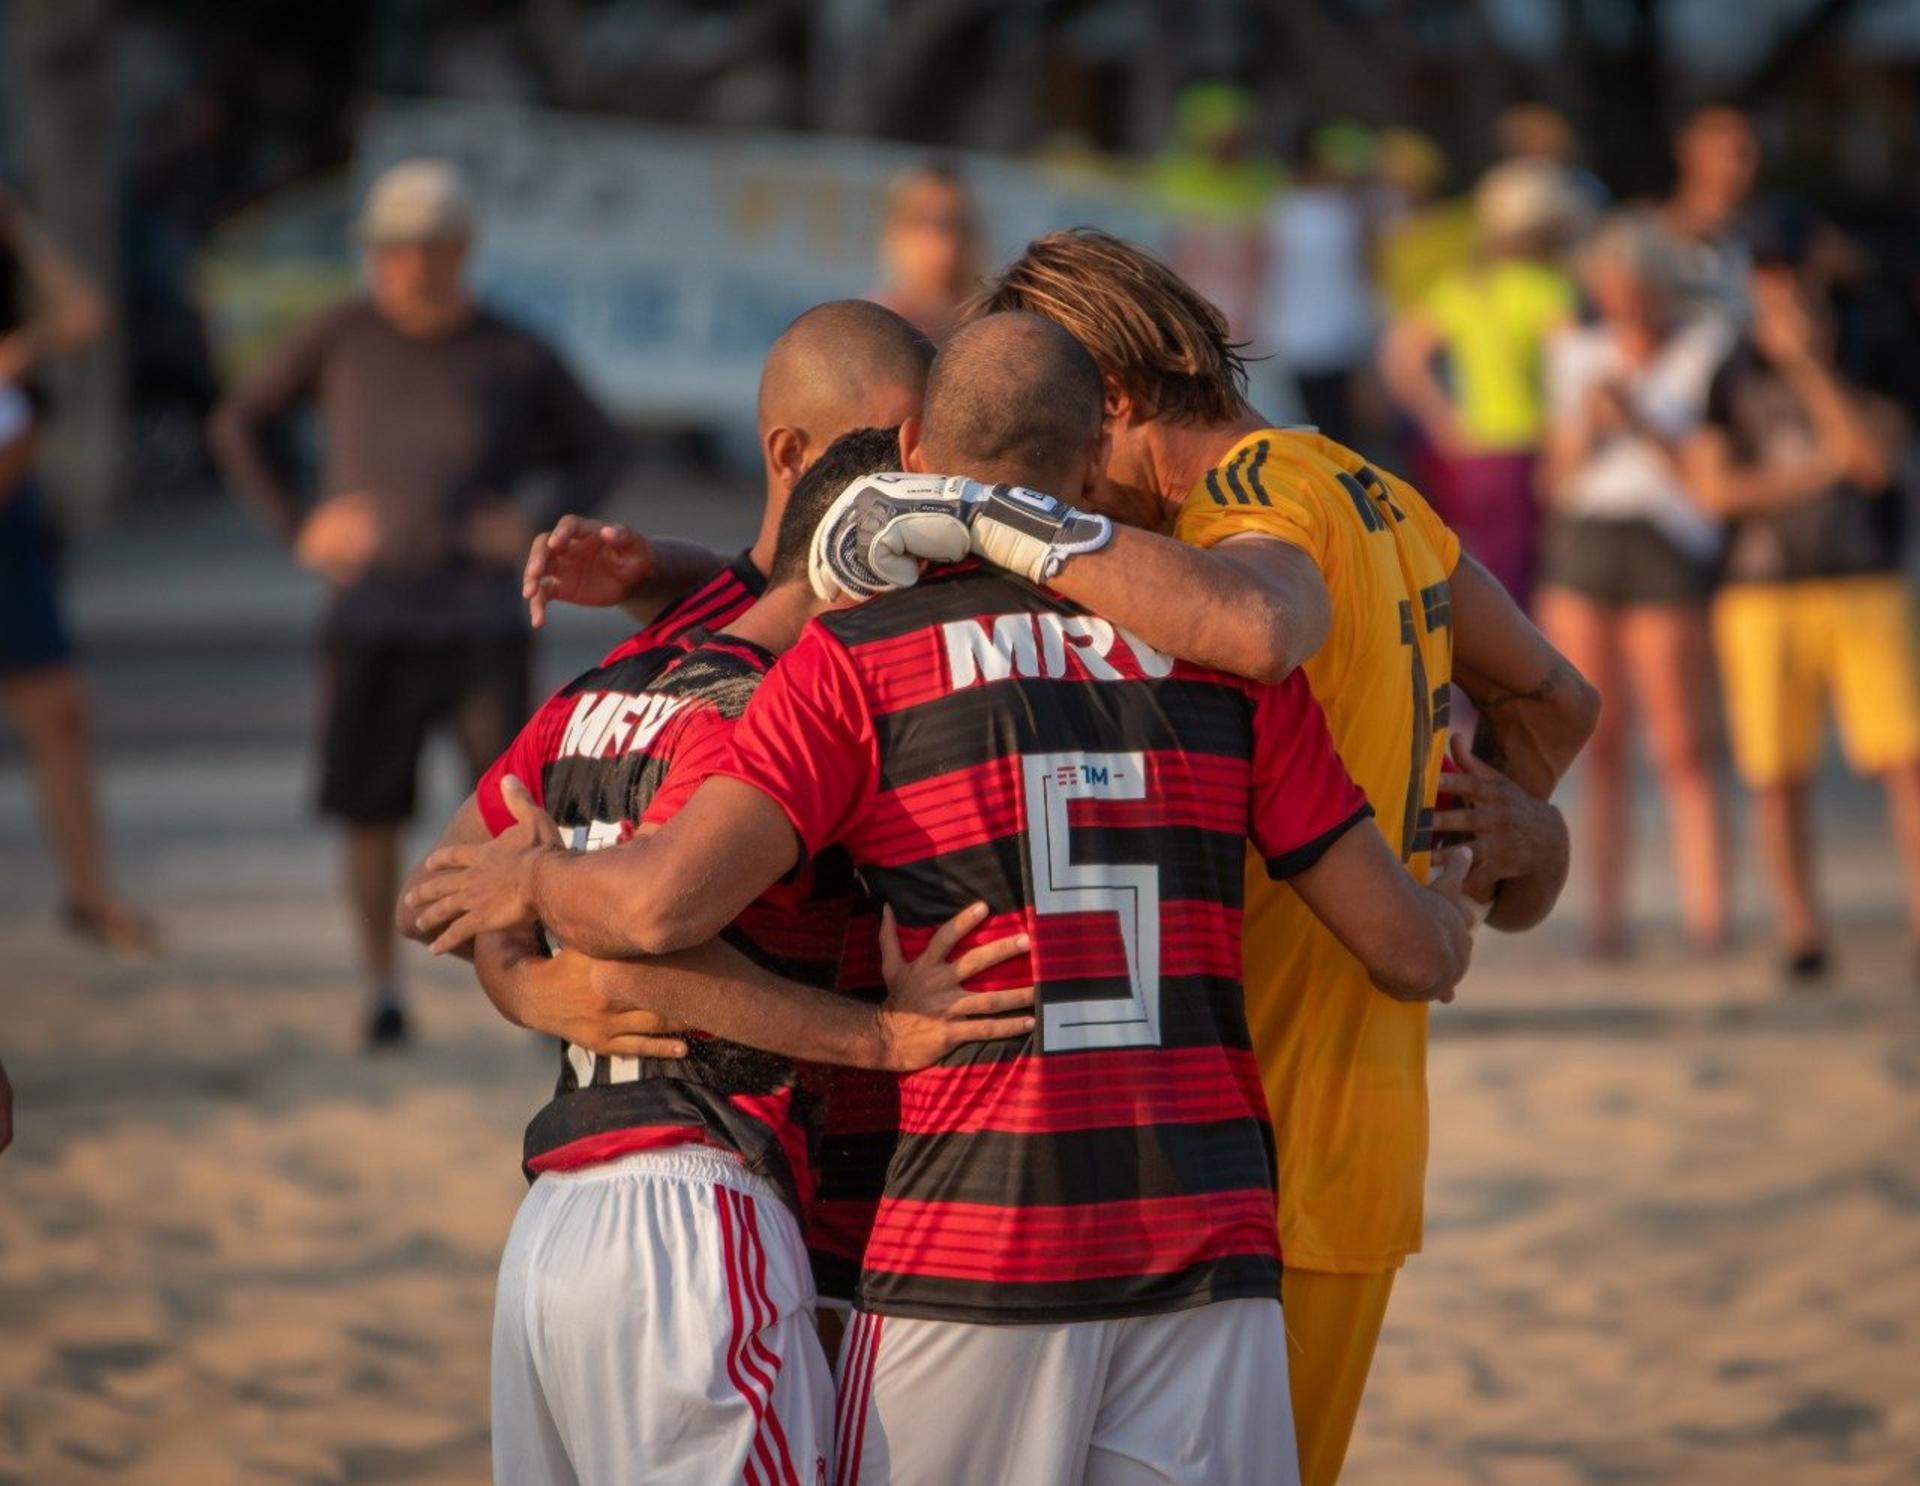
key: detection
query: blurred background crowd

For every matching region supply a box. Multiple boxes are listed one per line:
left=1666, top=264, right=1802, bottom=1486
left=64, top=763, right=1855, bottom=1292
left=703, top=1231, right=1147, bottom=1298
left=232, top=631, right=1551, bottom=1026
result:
left=13, top=0, right=1920, bottom=989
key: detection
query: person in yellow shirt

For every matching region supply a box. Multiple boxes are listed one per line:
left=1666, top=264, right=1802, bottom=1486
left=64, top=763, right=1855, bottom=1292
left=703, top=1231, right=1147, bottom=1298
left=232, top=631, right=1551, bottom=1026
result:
left=1380, top=159, right=1588, bottom=608
left=969, top=229, right=1599, bottom=1485
left=1373, top=127, right=1477, bottom=316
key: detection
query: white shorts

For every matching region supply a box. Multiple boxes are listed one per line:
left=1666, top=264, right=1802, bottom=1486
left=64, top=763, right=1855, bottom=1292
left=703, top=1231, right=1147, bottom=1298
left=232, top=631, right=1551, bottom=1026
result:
left=833, top=1297, right=1297, bottom=1486
left=492, top=1146, right=834, bottom=1486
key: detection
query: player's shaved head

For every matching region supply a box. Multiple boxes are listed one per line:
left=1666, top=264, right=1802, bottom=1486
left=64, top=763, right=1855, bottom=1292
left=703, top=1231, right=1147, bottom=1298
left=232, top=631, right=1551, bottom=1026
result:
left=915, top=311, right=1104, bottom=495
left=757, top=299, right=933, bottom=445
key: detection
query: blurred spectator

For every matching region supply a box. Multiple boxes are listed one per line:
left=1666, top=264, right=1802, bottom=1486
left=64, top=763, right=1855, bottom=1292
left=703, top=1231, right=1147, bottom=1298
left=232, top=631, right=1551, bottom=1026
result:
left=870, top=161, right=980, bottom=344
left=1380, top=160, right=1588, bottom=607
left=1152, top=83, right=1284, bottom=345
left=1496, top=103, right=1580, bottom=168
left=1259, top=122, right=1379, bottom=448
left=124, top=93, right=230, bottom=499
left=1495, top=101, right=1611, bottom=212
left=1682, top=213, right=1919, bottom=982
left=1537, top=211, right=1735, bottom=956
left=1374, top=127, right=1476, bottom=316
left=0, top=189, right=157, bottom=954
left=1662, top=103, right=1762, bottom=323
left=208, top=159, right=630, bottom=1048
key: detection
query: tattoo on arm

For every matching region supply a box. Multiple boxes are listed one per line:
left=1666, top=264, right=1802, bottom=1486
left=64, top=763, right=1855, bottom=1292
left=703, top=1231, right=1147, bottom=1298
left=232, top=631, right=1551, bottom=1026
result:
left=1469, top=655, right=1580, bottom=716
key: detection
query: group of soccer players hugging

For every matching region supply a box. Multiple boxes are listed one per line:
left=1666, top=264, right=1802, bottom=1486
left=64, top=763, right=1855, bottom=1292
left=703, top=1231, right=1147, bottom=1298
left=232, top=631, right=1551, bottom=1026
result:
left=397, top=227, right=1599, bottom=1486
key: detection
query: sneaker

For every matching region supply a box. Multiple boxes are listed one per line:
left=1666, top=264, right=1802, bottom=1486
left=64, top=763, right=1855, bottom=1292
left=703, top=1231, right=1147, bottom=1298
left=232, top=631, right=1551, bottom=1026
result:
left=364, top=1003, right=411, bottom=1050
left=63, top=900, right=161, bottom=957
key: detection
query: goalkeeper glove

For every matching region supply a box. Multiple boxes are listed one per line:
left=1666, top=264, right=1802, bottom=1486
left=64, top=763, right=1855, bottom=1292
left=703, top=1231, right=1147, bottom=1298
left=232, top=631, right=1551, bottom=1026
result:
left=808, top=472, right=1114, bottom=601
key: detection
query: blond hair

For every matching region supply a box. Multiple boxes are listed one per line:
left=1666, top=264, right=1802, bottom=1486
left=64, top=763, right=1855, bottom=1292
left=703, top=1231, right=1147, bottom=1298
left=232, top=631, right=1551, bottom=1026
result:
left=966, top=228, right=1251, bottom=425
left=1581, top=208, right=1687, bottom=308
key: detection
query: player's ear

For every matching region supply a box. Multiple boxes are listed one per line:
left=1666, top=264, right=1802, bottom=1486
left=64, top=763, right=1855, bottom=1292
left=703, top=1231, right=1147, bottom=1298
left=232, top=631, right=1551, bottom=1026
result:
left=898, top=416, right=928, bottom=473
left=765, top=425, right=808, bottom=494
left=1103, top=376, right=1134, bottom=426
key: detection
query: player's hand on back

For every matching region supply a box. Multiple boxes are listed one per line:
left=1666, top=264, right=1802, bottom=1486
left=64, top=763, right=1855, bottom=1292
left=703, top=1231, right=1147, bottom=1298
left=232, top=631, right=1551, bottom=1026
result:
left=1431, top=734, right=1568, bottom=903
left=1427, top=845, right=1478, bottom=928
left=409, top=776, right=564, bottom=953
left=1411, top=845, right=1480, bottom=1006
left=874, top=903, right=1035, bottom=1071
left=523, top=514, right=657, bottom=628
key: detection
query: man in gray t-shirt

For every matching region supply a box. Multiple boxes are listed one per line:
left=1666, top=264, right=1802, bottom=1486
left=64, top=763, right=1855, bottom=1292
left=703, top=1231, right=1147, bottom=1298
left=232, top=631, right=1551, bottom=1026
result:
left=210, top=158, right=630, bottom=1047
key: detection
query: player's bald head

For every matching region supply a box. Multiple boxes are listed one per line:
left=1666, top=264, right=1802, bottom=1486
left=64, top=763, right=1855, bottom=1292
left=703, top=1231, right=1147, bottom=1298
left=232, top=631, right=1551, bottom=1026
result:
left=757, top=299, right=933, bottom=446
left=915, top=311, right=1105, bottom=495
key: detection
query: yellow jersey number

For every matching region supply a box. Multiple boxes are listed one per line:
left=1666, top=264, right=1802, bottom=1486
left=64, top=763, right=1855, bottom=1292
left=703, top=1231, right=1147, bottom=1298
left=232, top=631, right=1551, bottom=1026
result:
left=1335, top=465, right=1442, bottom=864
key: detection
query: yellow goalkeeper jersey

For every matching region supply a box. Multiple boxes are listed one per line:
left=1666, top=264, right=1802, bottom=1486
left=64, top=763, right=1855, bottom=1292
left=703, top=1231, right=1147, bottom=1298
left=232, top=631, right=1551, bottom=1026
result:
left=1176, top=428, right=1460, bottom=1273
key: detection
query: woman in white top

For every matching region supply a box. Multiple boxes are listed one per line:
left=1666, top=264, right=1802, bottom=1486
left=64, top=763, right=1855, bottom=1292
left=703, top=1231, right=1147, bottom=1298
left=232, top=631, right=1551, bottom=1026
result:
left=1259, top=127, right=1378, bottom=448
left=1538, top=210, right=1734, bottom=957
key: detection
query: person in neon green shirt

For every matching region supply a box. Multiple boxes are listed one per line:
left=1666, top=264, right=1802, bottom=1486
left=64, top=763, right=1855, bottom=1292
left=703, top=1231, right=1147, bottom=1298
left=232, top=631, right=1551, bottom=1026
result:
left=1153, top=82, right=1286, bottom=344
left=1374, top=127, right=1477, bottom=316
left=1381, top=159, right=1587, bottom=605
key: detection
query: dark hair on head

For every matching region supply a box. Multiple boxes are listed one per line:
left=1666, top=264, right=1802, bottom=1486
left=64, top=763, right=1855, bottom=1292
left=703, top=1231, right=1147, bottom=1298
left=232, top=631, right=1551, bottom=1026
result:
left=966, top=228, right=1251, bottom=425
left=772, top=426, right=904, bottom=583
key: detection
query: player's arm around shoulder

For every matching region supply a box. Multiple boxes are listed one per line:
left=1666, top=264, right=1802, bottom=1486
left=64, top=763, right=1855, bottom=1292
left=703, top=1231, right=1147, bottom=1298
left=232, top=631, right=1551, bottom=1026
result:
left=1044, top=522, right=1330, bottom=684
left=521, top=514, right=731, bottom=628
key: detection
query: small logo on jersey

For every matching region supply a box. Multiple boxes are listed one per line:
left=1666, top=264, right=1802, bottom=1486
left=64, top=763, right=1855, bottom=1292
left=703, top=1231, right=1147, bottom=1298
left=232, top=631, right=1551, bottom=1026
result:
left=560, top=819, right=633, bottom=854
left=1055, top=761, right=1112, bottom=788
left=557, top=690, right=688, bottom=761
left=942, top=612, right=1174, bottom=691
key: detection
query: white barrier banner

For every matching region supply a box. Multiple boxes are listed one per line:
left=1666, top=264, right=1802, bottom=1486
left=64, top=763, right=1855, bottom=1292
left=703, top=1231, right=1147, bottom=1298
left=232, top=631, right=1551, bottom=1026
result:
left=358, top=101, right=1168, bottom=425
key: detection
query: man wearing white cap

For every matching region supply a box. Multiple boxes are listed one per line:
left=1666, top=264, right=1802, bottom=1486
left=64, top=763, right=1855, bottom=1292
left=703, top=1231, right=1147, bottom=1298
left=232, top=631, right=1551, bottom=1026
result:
left=211, top=157, right=631, bottom=1048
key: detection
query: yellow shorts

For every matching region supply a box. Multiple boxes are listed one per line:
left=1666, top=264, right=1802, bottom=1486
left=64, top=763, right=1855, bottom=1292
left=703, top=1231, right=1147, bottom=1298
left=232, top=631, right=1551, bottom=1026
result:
left=1282, top=1266, right=1397, bottom=1486
left=1713, top=576, right=1920, bottom=787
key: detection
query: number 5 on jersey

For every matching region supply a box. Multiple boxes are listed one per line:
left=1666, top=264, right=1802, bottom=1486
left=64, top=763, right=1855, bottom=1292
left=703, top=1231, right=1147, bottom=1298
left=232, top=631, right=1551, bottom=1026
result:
left=1021, top=751, right=1162, bottom=1052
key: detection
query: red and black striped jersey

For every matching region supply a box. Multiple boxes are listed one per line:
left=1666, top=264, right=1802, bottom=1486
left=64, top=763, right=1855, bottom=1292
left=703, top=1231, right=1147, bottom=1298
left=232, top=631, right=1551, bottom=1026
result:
left=719, top=567, right=1372, bottom=1324
left=799, top=891, right=900, bottom=1302
left=477, top=627, right=852, bottom=1216
left=599, top=551, right=766, bottom=662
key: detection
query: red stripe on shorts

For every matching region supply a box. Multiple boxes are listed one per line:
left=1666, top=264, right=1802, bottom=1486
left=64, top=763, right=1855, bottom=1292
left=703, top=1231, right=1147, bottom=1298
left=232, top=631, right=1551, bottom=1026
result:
left=741, top=1195, right=800, bottom=1486
left=834, top=1312, right=882, bottom=1486
left=718, top=1189, right=781, bottom=1486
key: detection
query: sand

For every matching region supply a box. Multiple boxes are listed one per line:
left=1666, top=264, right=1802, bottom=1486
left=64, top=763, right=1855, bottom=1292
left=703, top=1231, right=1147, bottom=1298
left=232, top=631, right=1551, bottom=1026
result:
left=5, top=880, right=1917, bottom=1485
left=2, top=507, right=1917, bottom=1484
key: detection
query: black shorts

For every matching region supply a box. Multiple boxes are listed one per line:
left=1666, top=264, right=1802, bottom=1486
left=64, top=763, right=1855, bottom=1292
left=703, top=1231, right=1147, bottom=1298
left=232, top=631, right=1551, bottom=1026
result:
left=1540, top=515, right=1717, bottom=608
left=317, top=632, right=531, bottom=823
left=0, top=480, right=73, bottom=674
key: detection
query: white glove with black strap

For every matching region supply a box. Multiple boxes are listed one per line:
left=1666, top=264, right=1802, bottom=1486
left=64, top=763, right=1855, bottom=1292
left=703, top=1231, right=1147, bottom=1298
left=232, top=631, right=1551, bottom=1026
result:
left=808, top=472, right=1115, bottom=601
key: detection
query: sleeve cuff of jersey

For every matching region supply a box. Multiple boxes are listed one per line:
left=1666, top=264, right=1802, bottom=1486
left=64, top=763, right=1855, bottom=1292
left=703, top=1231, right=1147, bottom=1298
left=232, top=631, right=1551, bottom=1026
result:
left=1265, top=803, right=1374, bottom=880
left=706, top=766, right=816, bottom=881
